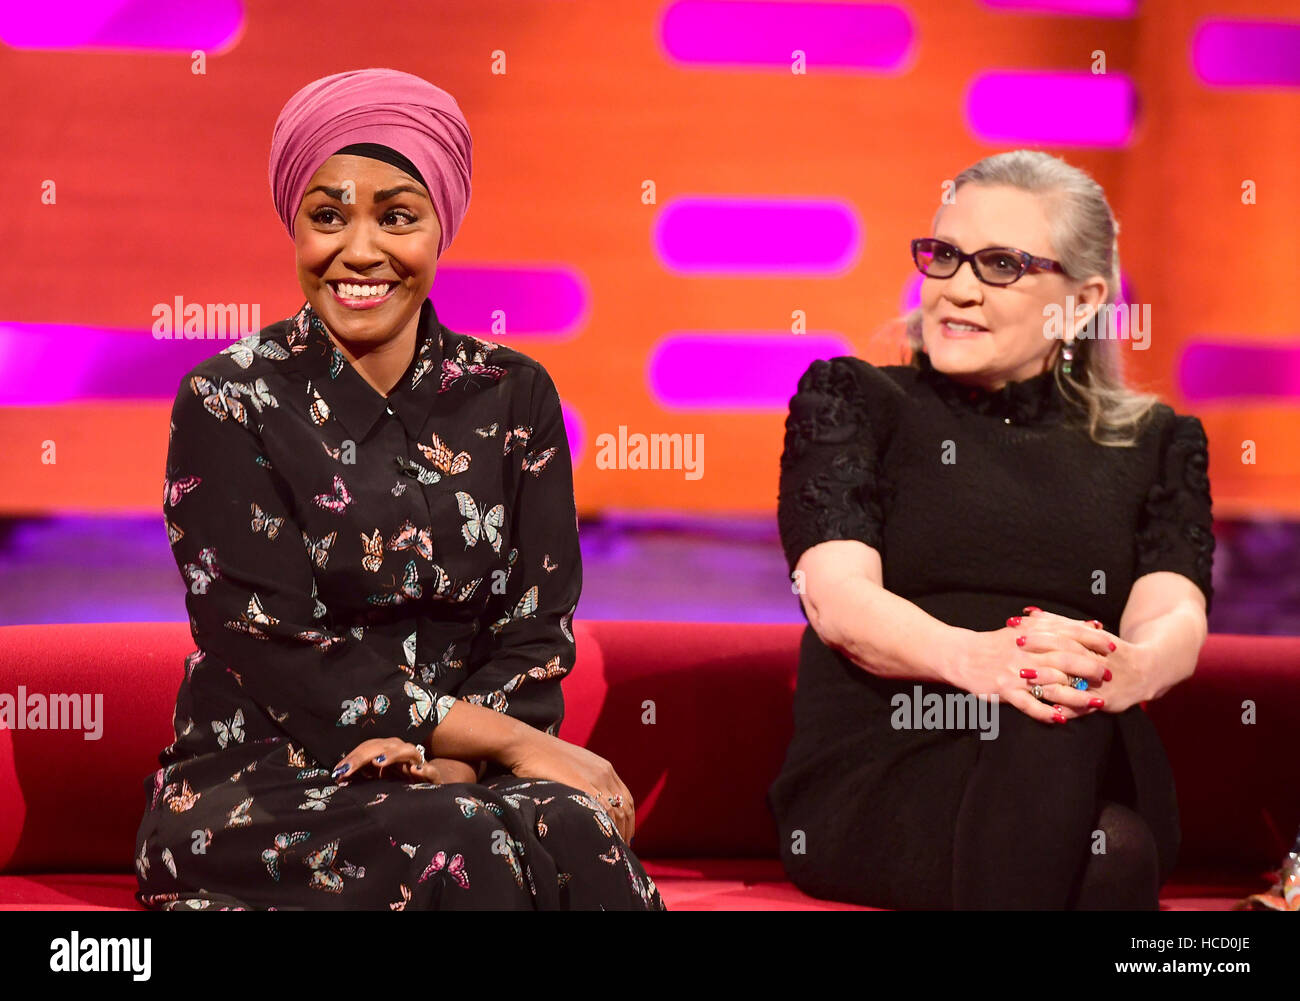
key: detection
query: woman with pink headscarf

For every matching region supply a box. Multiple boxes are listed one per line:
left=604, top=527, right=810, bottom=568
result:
left=132, top=68, right=663, bottom=911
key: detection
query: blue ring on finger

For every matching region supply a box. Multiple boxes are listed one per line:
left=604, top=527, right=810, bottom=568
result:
left=1069, top=676, right=1088, bottom=690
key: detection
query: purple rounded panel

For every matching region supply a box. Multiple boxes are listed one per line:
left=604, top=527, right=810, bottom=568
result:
left=659, top=1, right=916, bottom=72
left=1192, top=18, right=1300, bottom=88
left=432, top=266, right=590, bottom=339
left=1, top=0, right=244, bottom=51
left=654, top=197, right=863, bottom=276
left=966, top=71, right=1137, bottom=147
left=648, top=332, right=855, bottom=409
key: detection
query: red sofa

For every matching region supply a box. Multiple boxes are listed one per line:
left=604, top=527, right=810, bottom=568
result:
left=0, top=621, right=1295, bottom=910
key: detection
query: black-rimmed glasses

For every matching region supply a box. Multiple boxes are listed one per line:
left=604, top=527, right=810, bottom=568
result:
left=911, top=237, right=1066, bottom=287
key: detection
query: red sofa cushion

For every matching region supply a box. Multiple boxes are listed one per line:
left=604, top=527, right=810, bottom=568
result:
left=1, top=622, right=1295, bottom=909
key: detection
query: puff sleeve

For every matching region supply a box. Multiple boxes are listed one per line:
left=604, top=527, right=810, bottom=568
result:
left=165, top=372, right=457, bottom=767
left=777, top=357, right=890, bottom=576
left=1133, top=413, right=1216, bottom=614
left=453, top=365, right=581, bottom=737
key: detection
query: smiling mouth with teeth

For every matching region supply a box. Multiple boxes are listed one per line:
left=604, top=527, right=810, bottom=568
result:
left=329, top=280, right=397, bottom=299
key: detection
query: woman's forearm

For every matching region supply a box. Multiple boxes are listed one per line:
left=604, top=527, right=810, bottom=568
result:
left=805, top=575, right=969, bottom=685
left=426, top=699, right=539, bottom=767
left=1125, top=603, right=1207, bottom=701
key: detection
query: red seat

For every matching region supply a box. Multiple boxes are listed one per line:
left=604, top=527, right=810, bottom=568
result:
left=1, top=622, right=1295, bottom=910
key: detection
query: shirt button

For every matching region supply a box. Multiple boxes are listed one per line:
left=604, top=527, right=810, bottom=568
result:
left=1003, top=417, right=1012, bottom=424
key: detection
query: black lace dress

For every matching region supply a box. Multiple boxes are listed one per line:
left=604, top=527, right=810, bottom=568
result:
left=769, top=351, right=1215, bottom=909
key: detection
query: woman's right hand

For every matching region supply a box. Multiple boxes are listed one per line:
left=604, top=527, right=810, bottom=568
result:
left=947, top=618, right=1113, bottom=723
left=502, top=729, right=635, bottom=843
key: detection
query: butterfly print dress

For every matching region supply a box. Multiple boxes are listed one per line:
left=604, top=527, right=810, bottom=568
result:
left=135, top=298, right=664, bottom=910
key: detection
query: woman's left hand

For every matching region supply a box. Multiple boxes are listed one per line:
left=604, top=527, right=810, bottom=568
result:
left=1018, top=607, right=1151, bottom=714
left=333, top=737, right=478, bottom=785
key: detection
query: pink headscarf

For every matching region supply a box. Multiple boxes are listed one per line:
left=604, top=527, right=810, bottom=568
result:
left=268, top=68, right=472, bottom=257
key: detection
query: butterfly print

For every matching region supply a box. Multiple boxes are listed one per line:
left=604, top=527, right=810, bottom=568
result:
left=491, top=585, right=539, bottom=635
left=389, top=838, right=421, bottom=858
left=367, top=560, right=423, bottom=606
left=293, top=629, right=345, bottom=653
left=226, top=797, right=253, bottom=828
left=303, top=530, right=337, bottom=569
left=439, top=340, right=506, bottom=393
left=569, top=793, right=617, bottom=839
left=338, top=695, right=391, bottom=727
left=164, top=779, right=200, bottom=813
left=304, top=840, right=349, bottom=893
left=313, top=475, right=353, bottom=514
left=161, top=847, right=178, bottom=878
left=405, top=682, right=456, bottom=729
left=418, top=431, right=471, bottom=475
left=502, top=425, right=532, bottom=453
left=190, top=375, right=253, bottom=427
left=286, top=744, right=307, bottom=768
left=391, top=480, right=408, bottom=496
left=262, top=831, right=311, bottom=881
left=388, top=520, right=434, bottom=561
left=307, top=380, right=332, bottom=426
left=390, top=885, right=412, bottom=910
left=419, top=641, right=464, bottom=685
left=474, top=422, right=499, bottom=437
left=419, top=851, right=470, bottom=890
left=222, top=331, right=289, bottom=369
left=502, top=655, right=567, bottom=695
left=456, top=491, right=505, bottom=554
left=542, top=554, right=558, bottom=573
left=394, top=455, right=442, bottom=485
left=521, top=447, right=557, bottom=476
left=136, top=841, right=150, bottom=881
left=165, top=519, right=184, bottom=547
left=250, top=502, right=284, bottom=540
left=360, top=528, right=385, bottom=573
left=163, top=473, right=201, bottom=508
left=298, top=787, right=338, bottom=811
left=560, top=608, right=575, bottom=643
left=328, top=347, right=345, bottom=380
left=182, top=547, right=221, bottom=594
left=211, top=709, right=245, bottom=749
left=224, top=593, right=279, bottom=638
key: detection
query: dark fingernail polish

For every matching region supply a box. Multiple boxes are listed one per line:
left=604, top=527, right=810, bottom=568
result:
left=1019, top=668, right=1037, bottom=678
left=1089, top=698, right=1104, bottom=708
left=376, top=755, right=386, bottom=764
left=332, top=763, right=350, bottom=778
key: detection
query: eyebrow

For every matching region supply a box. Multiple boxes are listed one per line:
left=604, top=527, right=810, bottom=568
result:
left=304, top=184, right=430, bottom=203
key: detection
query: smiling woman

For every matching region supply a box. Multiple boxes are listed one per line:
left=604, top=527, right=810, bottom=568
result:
left=132, top=68, right=664, bottom=912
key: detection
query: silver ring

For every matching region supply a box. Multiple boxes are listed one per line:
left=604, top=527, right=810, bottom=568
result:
left=1031, top=684, right=1044, bottom=700
left=412, top=743, right=426, bottom=767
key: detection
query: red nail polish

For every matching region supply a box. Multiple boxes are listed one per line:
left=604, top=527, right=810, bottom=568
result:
left=1052, top=713, right=1067, bottom=724
left=1023, top=606, right=1041, bottom=614
left=1107, top=641, right=1116, bottom=651
left=1019, top=668, right=1036, bottom=678
left=1089, top=698, right=1104, bottom=708
left=1103, top=668, right=1113, bottom=682
left=1007, top=616, right=1021, bottom=627
left=1016, top=635, right=1027, bottom=647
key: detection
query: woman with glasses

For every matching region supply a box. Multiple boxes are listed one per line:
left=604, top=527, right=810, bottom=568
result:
left=768, top=150, right=1214, bottom=909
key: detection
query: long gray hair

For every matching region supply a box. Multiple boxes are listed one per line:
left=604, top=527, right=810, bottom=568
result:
left=895, top=150, right=1160, bottom=447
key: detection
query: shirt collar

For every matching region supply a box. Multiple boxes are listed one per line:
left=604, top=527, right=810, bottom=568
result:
left=914, top=348, right=1069, bottom=425
left=287, top=297, right=444, bottom=441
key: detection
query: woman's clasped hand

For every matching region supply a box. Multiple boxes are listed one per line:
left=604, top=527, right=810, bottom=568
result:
left=950, top=605, right=1152, bottom=723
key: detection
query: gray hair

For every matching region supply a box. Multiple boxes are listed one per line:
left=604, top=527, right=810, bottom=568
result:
left=892, top=150, right=1160, bottom=447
